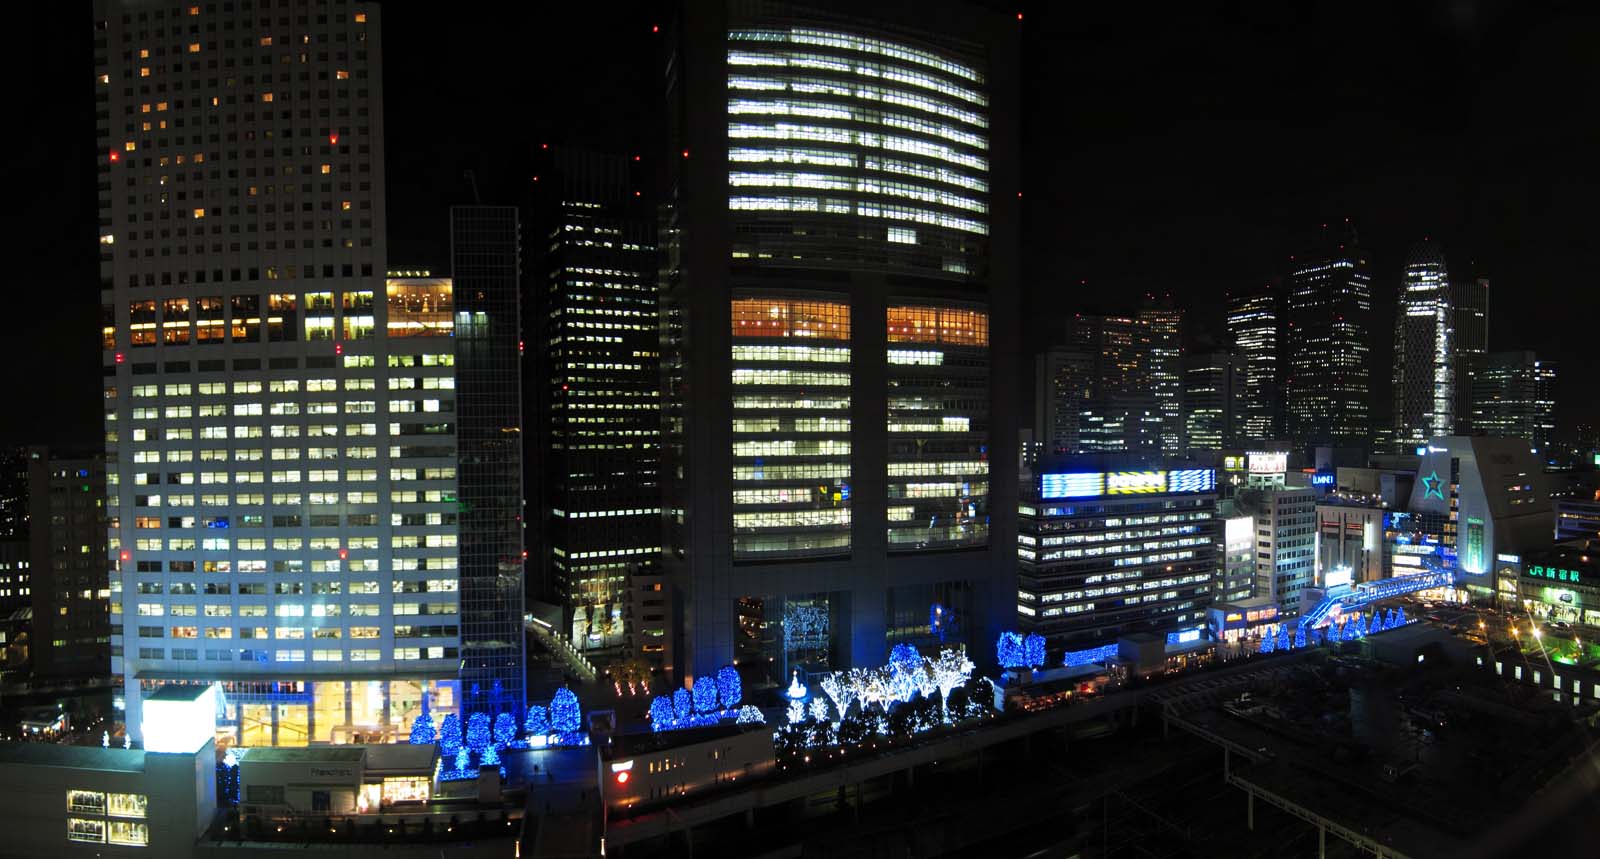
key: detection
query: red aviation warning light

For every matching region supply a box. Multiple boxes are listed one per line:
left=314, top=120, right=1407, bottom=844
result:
left=329, top=132, right=339, bottom=146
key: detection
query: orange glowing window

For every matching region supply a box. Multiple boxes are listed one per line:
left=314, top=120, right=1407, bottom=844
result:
left=730, top=298, right=849, bottom=340
left=188, top=42, right=201, bottom=53
left=261, top=92, right=274, bottom=103
left=886, top=305, right=988, bottom=347
left=354, top=12, right=367, bottom=23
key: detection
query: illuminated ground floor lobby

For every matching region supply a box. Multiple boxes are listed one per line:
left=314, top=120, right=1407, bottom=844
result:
left=135, top=674, right=460, bottom=749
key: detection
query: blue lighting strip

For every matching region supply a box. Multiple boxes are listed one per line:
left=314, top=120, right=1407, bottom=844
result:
left=1062, top=643, right=1119, bottom=667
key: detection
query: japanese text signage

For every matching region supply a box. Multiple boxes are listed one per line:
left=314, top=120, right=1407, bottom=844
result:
left=1525, top=565, right=1584, bottom=585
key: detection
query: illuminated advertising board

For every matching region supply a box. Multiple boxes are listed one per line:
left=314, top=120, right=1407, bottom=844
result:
left=1039, top=472, right=1103, bottom=499
left=1525, top=565, right=1585, bottom=585
left=1247, top=451, right=1287, bottom=475
left=1222, top=455, right=1246, bottom=472
left=1225, top=515, right=1254, bottom=551
left=1311, top=471, right=1335, bottom=486
left=1167, top=469, right=1216, bottom=494
left=1107, top=471, right=1166, bottom=494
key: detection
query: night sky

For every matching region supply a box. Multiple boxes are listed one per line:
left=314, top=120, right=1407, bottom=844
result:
left=10, top=1, right=1599, bottom=448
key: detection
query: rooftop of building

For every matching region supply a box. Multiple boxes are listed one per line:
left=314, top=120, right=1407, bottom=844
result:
left=0, top=742, right=146, bottom=773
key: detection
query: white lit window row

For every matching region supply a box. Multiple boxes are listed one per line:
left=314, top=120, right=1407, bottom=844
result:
left=731, top=196, right=986, bottom=235
left=728, top=171, right=984, bottom=213
left=888, top=349, right=943, bottom=366
left=731, top=368, right=851, bottom=386
left=730, top=344, right=852, bottom=363
left=887, top=416, right=971, bottom=433
left=730, top=148, right=987, bottom=192
left=726, top=49, right=986, bottom=106
left=729, top=123, right=986, bottom=171
left=729, top=77, right=985, bottom=128
left=729, top=28, right=981, bottom=83
left=734, top=395, right=851, bottom=410
left=732, top=463, right=851, bottom=481
left=731, top=440, right=852, bottom=457
left=729, top=99, right=984, bottom=148
left=733, top=508, right=851, bottom=530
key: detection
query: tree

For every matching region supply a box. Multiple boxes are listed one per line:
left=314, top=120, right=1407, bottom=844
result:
left=453, top=747, right=470, bottom=776
left=736, top=704, right=765, bottom=725
left=465, top=712, right=492, bottom=752
left=929, top=647, right=975, bottom=722
left=672, top=688, right=692, bottom=723
left=809, top=697, right=830, bottom=723
left=691, top=675, right=718, bottom=714
left=1024, top=633, right=1046, bottom=668
left=492, top=712, right=517, bottom=748
left=888, top=643, right=922, bottom=703
left=439, top=713, right=462, bottom=756
left=550, top=687, right=582, bottom=734
left=649, top=695, right=676, bottom=730
left=523, top=704, right=549, bottom=737
left=786, top=699, right=805, bottom=724
left=481, top=744, right=501, bottom=767
left=819, top=672, right=853, bottom=723
left=408, top=712, right=437, bottom=745
left=997, top=631, right=1026, bottom=668
left=716, top=665, right=743, bottom=710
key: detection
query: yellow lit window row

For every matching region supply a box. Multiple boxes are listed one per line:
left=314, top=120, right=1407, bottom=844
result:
left=886, top=305, right=987, bottom=347
left=731, top=297, right=849, bottom=340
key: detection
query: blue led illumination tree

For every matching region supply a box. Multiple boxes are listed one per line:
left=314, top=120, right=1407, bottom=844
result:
left=439, top=713, right=462, bottom=756
left=550, top=686, right=582, bottom=734
left=453, top=747, right=471, bottom=777
left=672, top=687, right=692, bottom=723
left=481, top=743, right=501, bottom=767
left=691, top=675, right=718, bottom=714
left=649, top=695, right=676, bottom=730
left=524, top=704, right=549, bottom=737
left=1277, top=626, right=1290, bottom=651
left=493, top=712, right=517, bottom=748
left=1259, top=633, right=1274, bottom=654
left=1395, top=606, right=1407, bottom=627
left=1294, top=627, right=1307, bottom=649
left=1024, top=633, right=1046, bottom=668
left=465, top=712, right=492, bottom=753
left=716, top=665, right=742, bottom=710
left=409, top=711, right=437, bottom=745
left=997, top=631, right=1026, bottom=669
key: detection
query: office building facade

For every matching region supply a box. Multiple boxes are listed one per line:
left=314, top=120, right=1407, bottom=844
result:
left=1314, top=501, right=1385, bottom=587
left=530, top=148, right=668, bottom=669
left=1451, top=277, right=1489, bottom=431
left=1392, top=241, right=1455, bottom=451
left=1034, top=347, right=1093, bottom=458
left=1072, top=314, right=1159, bottom=454
left=662, top=1, right=1019, bottom=680
left=1018, top=467, right=1219, bottom=650
left=29, top=448, right=113, bottom=680
left=1225, top=289, right=1279, bottom=444
left=1468, top=351, right=1555, bottom=455
left=1284, top=224, right=1372, bottom=447
left=1183, top=352, right=1243, bottom=452
left=1140, top=301, right=1184, bottom=454
left=95, top=2, right=521, bottom=742
left=1249, top=487, right=1317, bottom=615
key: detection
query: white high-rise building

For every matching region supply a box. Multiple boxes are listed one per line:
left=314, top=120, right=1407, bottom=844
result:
left=1392, top=241, right=1454, bottom=451
left=95, top=2, right=522, bottom=745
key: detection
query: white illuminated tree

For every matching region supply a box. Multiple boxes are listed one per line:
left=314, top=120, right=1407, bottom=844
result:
left=819, top=672, right=853, bottom=724
left=786, top=699, right=805, bottom=725
left=929, top=647, right=975, bottom=722
left=808, top=697, right=830, bottom=723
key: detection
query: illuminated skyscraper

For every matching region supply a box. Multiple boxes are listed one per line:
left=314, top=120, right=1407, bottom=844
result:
left=662, top=1, right=1018, bottom=680
left=1225, top=288, right=1279, bottom=443
left=1183, top=352, right=1243, bottom=452
left=1452, top=277, right=1490, bottom=432
left=1468, top=351, right=1556, bottom=454
left=1034, top=347, right=1093, bottom=458
left=1139, top=299, right=1185, bottom=454
left=1392, top=241, right=1454, bottom=451
left=95, top=1, right=523, bottom=742
left=530, top=148, right=668, bottom=670
left=1284, top=224, right=1372, bottom=447
left=1072, top=314, right=1159, bottom=454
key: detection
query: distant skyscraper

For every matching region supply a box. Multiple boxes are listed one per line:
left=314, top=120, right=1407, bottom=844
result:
left=0, top=448, right=28, bottom=540
left=1392, top=241, right=1455, bottom=450
left=1183, top=352, right=1243, bottom=452
left=1452, top=277, right=1490, bottom=432
left=1469, top=351, right=1556, bottom=454
left=530, top=147, right=667, bottom=670
left=1225, top=289, right=1279, bottom=443
left=1072, top=314, right=1159, bottom=454
left=1034, top=348, right=1093, bottom=457
left=663, top=1, right=1019, bottom=680
left=1284, top=223, right=1372, bottom=447
left=1139, top=299, right=1185, bottom=453
left=28, top=448, right=110, bottom=680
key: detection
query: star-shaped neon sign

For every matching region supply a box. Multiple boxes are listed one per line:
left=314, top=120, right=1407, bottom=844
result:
left=1422, top=470, right=1444, bottom=500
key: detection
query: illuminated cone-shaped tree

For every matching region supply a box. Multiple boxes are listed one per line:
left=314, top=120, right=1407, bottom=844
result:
left=1294, top=627, right=1307, bottom=649
left=996, top=631, right=1026, bottom=669
left=465, top=712, right=492, bottom=752
left=550, top=686, right=582, bottom=734
left=1369, top=613, right=1382, bottom=635
left=691, top=675, right=718, bottom=714
left=716, top=665, right=743, bottom=710
left=1024, top=633, right=1047, bottom=668
left=492, top=712, right=517, bottom=748
left=649, top=695, right=675, bottom=731
left=453, top=747, right=470, bottom=776
left=481, top=743, right=501, bottom=767
left=1259, top=633, right=1274, bottom=654
left=1277, top=626, right=1290, bottom=651
left=1395, top=607, right=1407, bottom=626
left=523, top=704, right=549, bottom=737
left=439, top=713, right=463, bottom=756
left=408, top=711, right=436, bottom=745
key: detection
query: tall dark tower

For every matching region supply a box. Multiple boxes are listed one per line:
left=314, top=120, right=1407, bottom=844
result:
left=1225, top=287, right=1279, bottom=444
left=1284, top=222, right=1373, bottom=448
left=661, top=1, right=1019, bottom=682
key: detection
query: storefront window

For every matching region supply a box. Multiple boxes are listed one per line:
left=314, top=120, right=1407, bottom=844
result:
left=67, top=790, right=106, bottom=815
left=276, top=704, right=309, bottom=747
left=241, top=703, right=272, bottom=747
left=313, top=681, right=345, bottom=743
left=381, top=777, right=430, bottom=805
left=67, top=818, right=105, bottom=844
left=107, top=793, right=147, bottom=818
left=108, top=821, right=149, bottom=846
